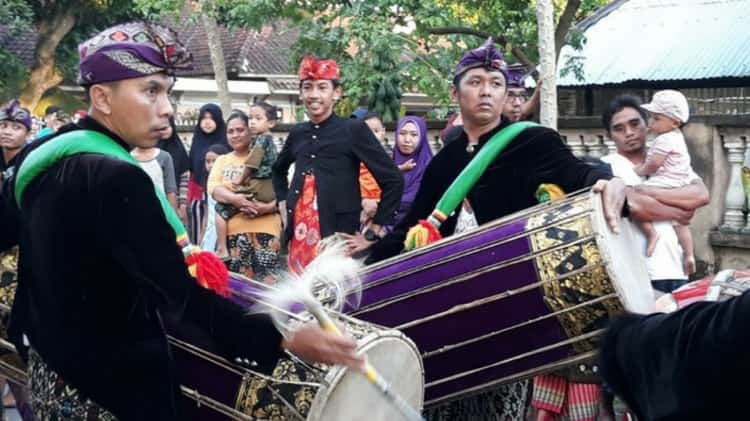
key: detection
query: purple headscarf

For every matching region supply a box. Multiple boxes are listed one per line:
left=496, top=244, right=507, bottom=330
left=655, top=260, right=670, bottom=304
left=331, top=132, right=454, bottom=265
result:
left=506, top=64, right=527, bottom=88
left=77, top=22, right=192, bottom=85
left=394, top=116, right=433, bottom=207
left=0, top=100, right=32, bottom=131
left=453, top=38, right=508, bottom=80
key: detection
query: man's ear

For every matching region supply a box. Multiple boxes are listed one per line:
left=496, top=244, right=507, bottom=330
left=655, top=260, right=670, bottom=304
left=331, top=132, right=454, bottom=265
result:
left=89, top=84, right=113, bottom=115
left=449, top=84, right=459, bottom=103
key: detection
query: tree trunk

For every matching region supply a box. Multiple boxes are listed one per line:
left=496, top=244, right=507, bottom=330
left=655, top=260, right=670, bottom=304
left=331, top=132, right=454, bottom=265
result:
left=536, top=0, right=557, bottom=129
left=200, top=0, right=232, bottom=115
left=555, top=0, right=582, bottom=59
left=18, top=10, right=76, bottom=111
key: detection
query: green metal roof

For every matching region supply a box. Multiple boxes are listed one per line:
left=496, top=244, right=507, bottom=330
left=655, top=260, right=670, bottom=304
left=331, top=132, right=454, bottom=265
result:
left=557, top=0, right=750, bottom=86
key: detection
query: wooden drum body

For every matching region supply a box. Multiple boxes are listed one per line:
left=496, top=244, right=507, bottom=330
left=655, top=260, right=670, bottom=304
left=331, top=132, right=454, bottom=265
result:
left=351, top=191, right=654, bottom=406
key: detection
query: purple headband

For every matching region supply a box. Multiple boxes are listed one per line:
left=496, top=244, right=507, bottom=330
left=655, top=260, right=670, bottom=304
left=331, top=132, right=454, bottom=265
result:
left=0, top=100, right=32, bottom=130
left=78, top=22, right=192, bottom=85
left=453, top=38, right=508, bottom=80
left=506, top=64, right=527, bottom=88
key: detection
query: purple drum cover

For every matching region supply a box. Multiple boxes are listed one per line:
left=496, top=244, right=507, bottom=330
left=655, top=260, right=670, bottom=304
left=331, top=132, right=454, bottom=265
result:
left=425, top=347, right=572, bottom=402
left=352, top=214, right=577, bottom=403
left=173, top=343, right=245, bottom=416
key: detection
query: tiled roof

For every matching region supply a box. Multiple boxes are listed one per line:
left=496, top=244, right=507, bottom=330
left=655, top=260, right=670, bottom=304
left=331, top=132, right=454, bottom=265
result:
left=558, top=0, right=750, bottom=86
left=267, top=77, right=299, bottom=92
left=0, top=25, right=37, bottom=66
left=175, top=21, right=300, bottom=77
left=1, top=21, right=300, bottom=79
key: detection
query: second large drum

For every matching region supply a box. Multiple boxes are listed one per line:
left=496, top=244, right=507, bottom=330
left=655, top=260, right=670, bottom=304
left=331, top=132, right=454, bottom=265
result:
left=351, top=191, right=654, bottom=406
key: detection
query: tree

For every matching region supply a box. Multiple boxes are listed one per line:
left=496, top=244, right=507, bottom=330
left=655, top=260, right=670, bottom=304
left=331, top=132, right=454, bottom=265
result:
left=218, top=0, right=608, bottom=116
left=537, top=0, right=558, bottom=129
left=14, top=0, right=139, bottom=111
left=136, top=0, right=233, bottom=115
left=199, top=0, right=232, bottom=114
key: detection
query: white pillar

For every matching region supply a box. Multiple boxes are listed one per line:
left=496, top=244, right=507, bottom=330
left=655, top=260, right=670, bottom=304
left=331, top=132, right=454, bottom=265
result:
left=564, top=134, right=586, bottom=158
left=603, top=135, right=617, bottom=156
left=536, top=0, right=557, bottom=130
left=721, top=135, right=747, bottom=231
left=584, top=134, right=604, bottom=159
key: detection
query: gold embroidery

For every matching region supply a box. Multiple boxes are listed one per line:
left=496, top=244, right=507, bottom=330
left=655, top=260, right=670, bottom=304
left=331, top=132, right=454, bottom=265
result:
left=0, top=247, right=18, bottom=308
left=234, top=315, right=375, bottom=418
left=527, top=198, right=624, bottom=353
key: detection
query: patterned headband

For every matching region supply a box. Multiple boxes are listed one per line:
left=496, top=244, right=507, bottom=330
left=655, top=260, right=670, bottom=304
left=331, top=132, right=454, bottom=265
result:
left=0, top=100, right=32, bottom=130
left=78, top=21, right=192, bottom=85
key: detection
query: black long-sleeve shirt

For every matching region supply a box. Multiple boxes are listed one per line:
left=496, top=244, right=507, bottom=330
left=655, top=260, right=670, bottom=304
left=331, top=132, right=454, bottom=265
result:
left=272, top=113, right=403, bottom=239
left=367, top=118, right=612, bottom=262
left=0, top=117, right=282, bottom=420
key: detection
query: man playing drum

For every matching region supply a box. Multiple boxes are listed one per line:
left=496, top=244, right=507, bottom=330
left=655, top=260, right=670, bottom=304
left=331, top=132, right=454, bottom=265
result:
left=365, top=39, right=702, bottom=419
left=0, top=22, right=363, bottom=420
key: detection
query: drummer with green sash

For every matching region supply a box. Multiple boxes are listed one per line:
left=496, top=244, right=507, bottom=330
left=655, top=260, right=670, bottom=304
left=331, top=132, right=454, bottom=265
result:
left=364, top=38, right=668, bottom=420
left=0, top=22, right=363, bottom=420
left=367, top=39, right=630, bottom=264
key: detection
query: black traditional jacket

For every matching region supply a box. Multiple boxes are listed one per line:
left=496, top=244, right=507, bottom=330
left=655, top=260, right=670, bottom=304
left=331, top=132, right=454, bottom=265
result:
left=367, top=118, right=612, bottom=262
left=0, top=117, right=282, bottom=420
left=272, top=113, right=403, bottom=240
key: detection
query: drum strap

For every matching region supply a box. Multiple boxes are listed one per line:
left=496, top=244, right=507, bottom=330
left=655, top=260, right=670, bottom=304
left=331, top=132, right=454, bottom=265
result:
left=404, top=121, right=538, bottom=250
left=13, top=129, right=229, bottom=296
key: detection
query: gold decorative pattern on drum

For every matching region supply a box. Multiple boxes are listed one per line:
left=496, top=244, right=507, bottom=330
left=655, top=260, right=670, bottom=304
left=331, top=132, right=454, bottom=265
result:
left=527, top=198, right=624, bottom=353
left=234, top=314, right=375, bottom=419
left=235, top=357, right=320, bottom=420
left=0, top=247, right=23, bottom=371
left=0, top=247, right=19, bottom=308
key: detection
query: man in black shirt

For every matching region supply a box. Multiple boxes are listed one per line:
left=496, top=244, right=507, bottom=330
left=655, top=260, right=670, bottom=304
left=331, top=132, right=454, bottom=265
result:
left=0, top=22, right=363, bottom=420
left=368, top=39, right=635, bottom=263
left=272, top=56, right=403, bottom=271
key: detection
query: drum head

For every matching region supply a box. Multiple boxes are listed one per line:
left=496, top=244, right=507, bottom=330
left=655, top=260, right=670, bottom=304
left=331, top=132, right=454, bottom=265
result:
left=307, top=330, right=424, bottom=421
left=592, top=193, right=655, bottom=314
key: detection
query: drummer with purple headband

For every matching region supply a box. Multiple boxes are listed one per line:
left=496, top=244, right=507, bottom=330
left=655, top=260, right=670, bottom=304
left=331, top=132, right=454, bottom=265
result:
left=503, top=63, right=541, bottom=123
left=0, top=22, right=363, bottom=420
left=366, top=38, right=698, bottom=419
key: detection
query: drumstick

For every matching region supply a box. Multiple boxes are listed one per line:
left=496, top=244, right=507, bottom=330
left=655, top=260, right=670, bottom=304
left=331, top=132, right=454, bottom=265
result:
left=303, top=298, right=425, bottom=421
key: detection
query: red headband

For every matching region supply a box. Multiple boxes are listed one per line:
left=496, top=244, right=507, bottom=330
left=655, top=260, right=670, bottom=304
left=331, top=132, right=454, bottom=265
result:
left=298, top=55, right=340, bottom=81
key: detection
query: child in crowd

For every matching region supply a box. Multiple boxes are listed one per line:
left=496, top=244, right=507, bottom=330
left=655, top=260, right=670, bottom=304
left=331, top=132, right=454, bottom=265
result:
left=358, top=112, right=386, bottom=226
left=214, top=102, right=278, bottom=258
left=634, top=89, right=698, bottom=274
left=130, top=145, right=179, bottom=211
left=200, top=143, right=231, bottom=253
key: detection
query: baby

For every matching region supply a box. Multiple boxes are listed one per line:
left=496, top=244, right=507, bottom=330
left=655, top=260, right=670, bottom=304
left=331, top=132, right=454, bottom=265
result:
left=634, top=90, right=697, bottom=274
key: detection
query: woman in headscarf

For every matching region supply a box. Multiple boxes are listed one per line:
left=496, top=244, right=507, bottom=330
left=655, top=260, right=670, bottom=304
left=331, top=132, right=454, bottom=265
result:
left=158, top=117, right=190, bottom=223
left=187, top=103, right=228, bottom=244
left=393, top=116, right=433, bottom=224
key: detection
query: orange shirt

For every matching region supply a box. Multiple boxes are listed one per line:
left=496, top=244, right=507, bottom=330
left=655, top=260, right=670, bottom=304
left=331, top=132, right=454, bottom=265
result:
left=359, top=163, right=382, bottom=200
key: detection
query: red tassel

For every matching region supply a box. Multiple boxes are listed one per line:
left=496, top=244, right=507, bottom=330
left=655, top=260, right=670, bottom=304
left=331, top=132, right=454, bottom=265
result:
left=420, top=220, right=442, bottom=243
left=185, top=251, right=230, bottom=297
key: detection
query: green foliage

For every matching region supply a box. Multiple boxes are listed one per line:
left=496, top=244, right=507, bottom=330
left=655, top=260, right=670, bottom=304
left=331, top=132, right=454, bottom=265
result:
left=0, top=0, right=146, bottom=105
left=135, top=0, right=608, bottom=110
left=216, top=0, right=607, bottom=108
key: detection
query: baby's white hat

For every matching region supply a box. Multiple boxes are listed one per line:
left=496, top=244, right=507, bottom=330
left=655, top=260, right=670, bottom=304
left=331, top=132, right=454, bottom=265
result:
left=642, top=90, right=690, bottom=123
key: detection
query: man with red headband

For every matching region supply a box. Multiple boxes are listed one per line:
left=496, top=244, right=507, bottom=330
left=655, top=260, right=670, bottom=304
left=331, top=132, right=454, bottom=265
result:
left=272, top=56, right=403, bottom=271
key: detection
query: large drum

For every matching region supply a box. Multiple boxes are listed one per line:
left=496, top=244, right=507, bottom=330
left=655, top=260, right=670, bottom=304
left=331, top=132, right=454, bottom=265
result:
left=174, top=292, right=424, bottom=421
left=351, top=191, right=654, bottom=406
left=0, top=269, right=424, bottom=420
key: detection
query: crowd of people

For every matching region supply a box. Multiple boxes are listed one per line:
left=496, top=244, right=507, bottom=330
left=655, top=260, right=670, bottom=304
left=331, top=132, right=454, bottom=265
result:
left=0, top=19, right=723, bottom=421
